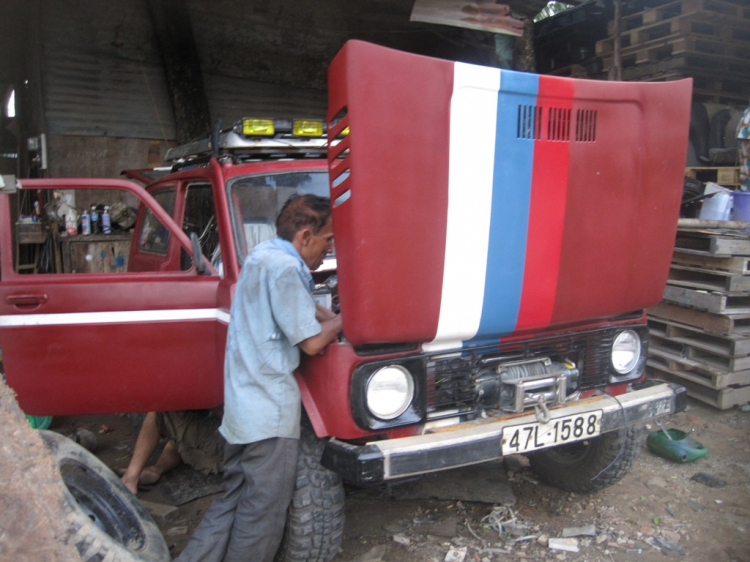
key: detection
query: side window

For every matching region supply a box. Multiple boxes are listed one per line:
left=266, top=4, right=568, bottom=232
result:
left=137, top=189, right=176, bottom=255
left=181, top=183, right=217, bottom=271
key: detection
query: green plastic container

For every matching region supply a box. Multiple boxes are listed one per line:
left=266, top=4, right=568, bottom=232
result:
left=26, top=415, right=53, bottom=430
left=647, top=428, right=707, bottom=463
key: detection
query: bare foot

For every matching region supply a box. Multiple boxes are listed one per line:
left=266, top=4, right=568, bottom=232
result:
left=138, top=466, right=164, bottom=486
left=119, top=465, right=163, bottom=494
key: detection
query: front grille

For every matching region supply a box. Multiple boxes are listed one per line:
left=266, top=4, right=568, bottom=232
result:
left=425, top=329, right=617, bottom=416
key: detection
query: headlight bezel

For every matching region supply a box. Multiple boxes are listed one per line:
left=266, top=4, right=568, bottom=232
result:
left=351, top=358, right=425, bottom=430
left=609, top=327, right=648, bottom=383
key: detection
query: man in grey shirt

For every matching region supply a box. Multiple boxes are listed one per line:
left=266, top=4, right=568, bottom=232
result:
left=176, top=194, right=342, bottom=562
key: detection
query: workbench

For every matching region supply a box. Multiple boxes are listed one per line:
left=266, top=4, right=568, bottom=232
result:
left=59, top=233, right=132, bottom=273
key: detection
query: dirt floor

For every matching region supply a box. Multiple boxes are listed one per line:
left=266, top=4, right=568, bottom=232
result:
left=3, top=391, right=750, bottom=562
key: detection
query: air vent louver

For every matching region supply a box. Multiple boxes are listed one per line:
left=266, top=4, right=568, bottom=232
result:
left=515, top=106, right=598, bottom=143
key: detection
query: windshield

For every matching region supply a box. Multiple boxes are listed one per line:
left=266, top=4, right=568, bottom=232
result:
left=227, top=171, right=331, bottom=262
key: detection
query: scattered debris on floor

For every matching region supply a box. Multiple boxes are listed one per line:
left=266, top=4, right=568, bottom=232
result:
left=690, top=472, right=728, bottom=488
left=25, top=399, right=749, bottom=561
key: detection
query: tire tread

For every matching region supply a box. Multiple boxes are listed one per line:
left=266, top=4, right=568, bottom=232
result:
left=275, top=426, right=345, bottom=562
left=528, top=426, right=642, bottom=494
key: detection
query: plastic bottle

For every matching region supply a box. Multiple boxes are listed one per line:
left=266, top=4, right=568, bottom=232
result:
left=81, top=209, right=91, bottom=235
left=91, top=205, right=100, bottom=234
left=65, top=213, right=77, bottom=236
left=102, top=205, right=111, bottom=234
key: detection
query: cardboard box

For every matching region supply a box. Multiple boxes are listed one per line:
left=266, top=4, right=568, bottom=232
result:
left=717, top=168, right=739, bottom=186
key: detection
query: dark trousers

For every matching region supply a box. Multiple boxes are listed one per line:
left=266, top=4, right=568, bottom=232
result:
left=174, top=437, right=299, bottom=562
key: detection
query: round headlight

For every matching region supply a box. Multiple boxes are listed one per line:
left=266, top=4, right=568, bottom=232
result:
left=366, top=365, right=415, bottom=420
left=612, top=330, right=642, bottom=374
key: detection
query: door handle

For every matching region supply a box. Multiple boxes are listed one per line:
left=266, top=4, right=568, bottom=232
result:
left=6, top=294, right=48, bottom=306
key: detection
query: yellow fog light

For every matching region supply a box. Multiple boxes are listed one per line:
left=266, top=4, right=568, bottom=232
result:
left=242, top=119, right=275, bottom=136
left=293, top=119, right=324, bottom=137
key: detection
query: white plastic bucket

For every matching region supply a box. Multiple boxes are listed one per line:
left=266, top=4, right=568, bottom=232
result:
left=699, top=192, right=732, bottom=221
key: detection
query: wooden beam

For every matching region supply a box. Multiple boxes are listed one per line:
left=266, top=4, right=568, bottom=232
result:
left=147, top=0, right=212, bottom=143
left=612, top=0, right=622, bottom=81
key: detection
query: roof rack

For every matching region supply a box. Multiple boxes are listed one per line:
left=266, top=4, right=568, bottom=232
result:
left=165, top=118, right=339, bottom=163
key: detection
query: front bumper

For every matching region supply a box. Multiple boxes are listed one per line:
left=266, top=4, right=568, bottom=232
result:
left=322, top=381, right=686, bottom=485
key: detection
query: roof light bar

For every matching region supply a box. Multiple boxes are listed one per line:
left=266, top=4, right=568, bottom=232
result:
left=164, top=117, right=339, bottom=163
left=293, top=119, right=324, bottom=137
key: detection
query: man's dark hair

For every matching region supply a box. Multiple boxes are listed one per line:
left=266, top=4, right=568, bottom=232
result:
left=276, top=194, right=332, bottom=241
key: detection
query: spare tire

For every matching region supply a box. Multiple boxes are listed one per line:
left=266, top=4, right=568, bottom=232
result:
left=39, top=430, right=170, bottom=562
left=527, top=426, right=642, bottom=494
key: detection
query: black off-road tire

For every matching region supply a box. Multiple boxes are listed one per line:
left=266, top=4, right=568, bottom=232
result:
left=527, top=426, right=642, bottom=494
left=39, top=430, right=170, bottom=562
left=274, top=425, right=345, bottom=562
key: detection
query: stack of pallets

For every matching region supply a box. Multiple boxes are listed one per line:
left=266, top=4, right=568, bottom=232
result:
left=595, top=0, right=750, bottom=104
left=647, top=228, right=750, bottom=409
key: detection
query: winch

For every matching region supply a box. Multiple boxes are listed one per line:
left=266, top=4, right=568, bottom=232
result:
left=476, top=357, right=579, bottom=413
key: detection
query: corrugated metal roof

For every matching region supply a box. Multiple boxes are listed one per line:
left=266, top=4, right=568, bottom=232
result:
left=42, top=0, right=177, bottom=140
left=205, top=74, right=327, bottom=126
left=37, top=0, right=564, bottom=142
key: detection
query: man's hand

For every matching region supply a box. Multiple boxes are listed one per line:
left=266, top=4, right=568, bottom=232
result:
left=299, top=313, right=343, bottom=356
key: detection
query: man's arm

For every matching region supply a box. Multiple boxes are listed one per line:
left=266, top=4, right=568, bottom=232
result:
left=299, top=314, right=343, bottom=356
left=315, top=303, right=337, bottom=322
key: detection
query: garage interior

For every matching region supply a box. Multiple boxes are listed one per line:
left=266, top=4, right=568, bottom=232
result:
left=1, top=2, right=749, bottom=402
left=2, top=0, right=750, bottom=405
left=0, top=0, right=744, bottom=178
left=2, top=2, right=750, bottom=561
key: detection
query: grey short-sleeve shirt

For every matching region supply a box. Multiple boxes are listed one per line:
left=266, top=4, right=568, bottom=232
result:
left=219, top=238, right=321, bottom=445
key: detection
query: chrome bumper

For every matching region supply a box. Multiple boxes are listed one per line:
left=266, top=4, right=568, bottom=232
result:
left=321, top=381, right=686, bottom=485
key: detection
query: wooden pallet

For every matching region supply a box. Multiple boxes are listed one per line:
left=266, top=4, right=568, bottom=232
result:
left=671, top=250, right=750, bottom=275
left=648, top=301, right=750, bottom=336
left=685, top=167, right=741, bottom=187
left=662, top=285, right=750, bottom=314
left=668, top=265, right=750, bottom=292
left=647, top=348, right=750, bottom=389
left=673, top=231, right=750, bottom=257
left=649, top=364, right=750, bottom=409
left=649, top=317, right=750, bottom=360
left=640, top=0, right=749, bottom=26
left=667, top=75, right=750, bottom=102
left=636, top=35, right=748, bottom=63
left=610, top=0, right=749, bottom=34
left=618, top=53, right=750, bottom=77
left=615, top=13, right=750, bottom=47
left=597, top=32, right=750, bottom=61
left=603, top=49, right=750, bottom=76
left=618, top=69, right=750, bottom=104
left=648, top=220, right=750, bottom=409
left=654, top=317, right=750, bottom=356
left=668, top=264, right=750, bottom=292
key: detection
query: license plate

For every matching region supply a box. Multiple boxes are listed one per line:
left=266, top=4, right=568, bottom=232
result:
left=502, top=410, right=603, bottom=455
